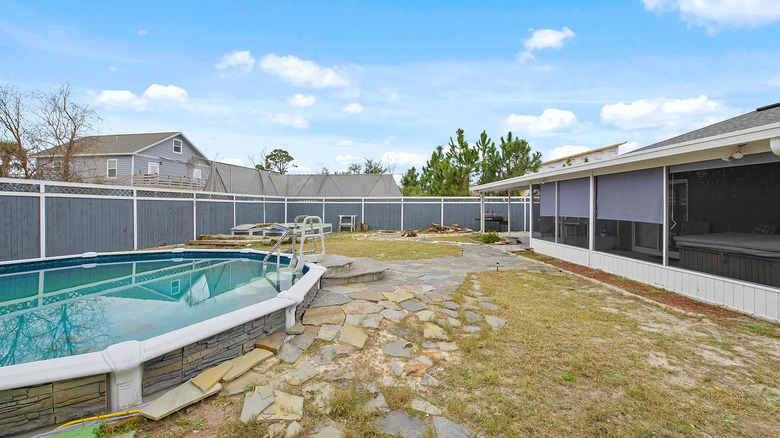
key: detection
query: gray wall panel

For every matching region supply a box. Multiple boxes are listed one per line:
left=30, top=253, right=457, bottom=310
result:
left=323, top=203, right=362, bottom=229
left=364, top=203, right=402, bottom=230
left=443, top=203, right=480, bottom=230
left=137, top=200, right=194, bottom=248
left=264, top=202, right=285, bottom=223
left=0, top=196, right=40, bottom=261
left=196, top=201, right=233, bottom=236
left=287, top=202, right=324, bottom=223
left=235, top=202, right=264, bottom=225
left=402, top=203, right=442, bottom=230
left=45, top=197, right=133, bottom=257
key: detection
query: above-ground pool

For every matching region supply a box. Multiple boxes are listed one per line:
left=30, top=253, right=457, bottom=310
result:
left=0, top=249, right=324, bottom=437
left=0, top=252, right=302, bottom=366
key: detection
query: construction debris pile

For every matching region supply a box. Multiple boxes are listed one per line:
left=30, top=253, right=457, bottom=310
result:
left=400, top=230, right=418, bottom=237
left=422, top=223, right=471, bottom=233
left=188, top=234, right=272, bottom=247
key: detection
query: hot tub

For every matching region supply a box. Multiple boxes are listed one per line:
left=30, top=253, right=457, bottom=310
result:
left=0, top=248, right=324, bottom=436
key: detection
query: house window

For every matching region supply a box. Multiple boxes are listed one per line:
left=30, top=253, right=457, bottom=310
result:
left=173, top=139, right=182, bottom=154
left=107, top=159, right=117, bottom=178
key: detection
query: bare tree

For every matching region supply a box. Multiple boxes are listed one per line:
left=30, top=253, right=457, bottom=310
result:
left=36, top=84, right=101, bottom=182
left=0, top=84, right=39, bottom=178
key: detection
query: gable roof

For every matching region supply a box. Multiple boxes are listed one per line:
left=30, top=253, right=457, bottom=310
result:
left=32, top=132, right=206, bottom=158
left=632, top=103, right=780, bottom=153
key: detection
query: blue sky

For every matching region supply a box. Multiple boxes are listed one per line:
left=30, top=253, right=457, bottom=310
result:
left=2, top=0, right=780, bottom=174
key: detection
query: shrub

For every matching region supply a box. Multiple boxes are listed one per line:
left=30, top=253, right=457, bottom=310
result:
left=480, top=232, right=502, bottom=244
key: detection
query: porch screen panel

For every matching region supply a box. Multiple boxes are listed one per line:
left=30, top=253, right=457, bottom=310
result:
left=539, top=183, right=556, bottom=216
left=597, top=168, right=663, bottom=224
left=557, top=178, right=590, bottom=218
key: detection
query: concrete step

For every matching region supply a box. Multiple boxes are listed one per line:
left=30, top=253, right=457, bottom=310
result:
left=316, top=254, right=354, bottom=275
left=321, top=257, right=388, bottom=286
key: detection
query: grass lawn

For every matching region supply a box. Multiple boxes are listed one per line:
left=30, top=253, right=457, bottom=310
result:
left=434, top=269, right=780, bottom=437
left=188, top=232, right=462, bottom=262
left=420, top=234, right=481, bottom=244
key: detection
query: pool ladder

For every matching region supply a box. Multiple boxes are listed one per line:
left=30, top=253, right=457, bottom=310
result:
left=262, top=215, right=325, bottom=273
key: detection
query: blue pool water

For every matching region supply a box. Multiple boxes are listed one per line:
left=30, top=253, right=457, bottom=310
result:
left=0, top=252, right=300, bottom=366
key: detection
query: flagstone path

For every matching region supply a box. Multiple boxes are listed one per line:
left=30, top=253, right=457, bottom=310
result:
left=140, top=242, right=549, bottom=436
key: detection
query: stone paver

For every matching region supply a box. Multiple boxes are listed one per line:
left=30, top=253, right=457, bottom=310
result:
left=324, top=285, right=360, bottom=295
left=423, top=323, right=448, bottom=340
left=400, top=300, right=428, bottom=312
left=303, top=306, right=346, bottom=326
left=288, top=360, right=319, bottom=385
left=256, top=331, right=287, bottom=354
left=376, top=411, right=427, bottom=438
left=433, top=416, right=476, bottom=438
left=411, top=397, right=442, bottom=415
left=380, top=309, right=407, bottom=322
left=485, top=315, right=506, bottom=328
left=223, top=348, right=274, bottom=381
left=240, top=390, right=274, bottom=423
left=366, top=393, right=389, bottom=413
left=343, top=299, right=383, bottom=315
left=348, top=290, right=386, bottom=301
left=383, top=291, right=415, bottom=303
left=339, top=324, right=368, bottom=349
left=446, top=317, right=462, bottom=327
left=381, top=340, right=412, bottom=357
left=479, top=302, right=500, bottom=311
left=141, top=380, right=222, bottom=421
left=310, top=289, right=353, bottom=308
left=223, top=371, right=265, bottom=395
left=427, top=292, right=449, bottom=302
left=422, top=374, right=442, bottom=387
left=311, top=345, right=336, bottom=366
left=286, top=421, right=303, bottom=437
left=416, top=310, right=436, bottom=321
left=443, top=301, right=460, bottom=310
left=437, top=341, right=459, bottom=351
left=262, top=390, right=304, bottom=421
left=311, top=425, right=344, bottom=438
left=361, top=313, right=384, bottom=329
left=378, top=300, right=401, bottom=310
left=277, top=342, right=305, bottom=363
left=463, top=311, right=482, bottom=324
left=316, top=324, right=342, bottom=341
left=462, top=325, right=481, bottom=333
left=191, top=361, right=233, bottom=392
left=438, top=308, right=459, bottom=318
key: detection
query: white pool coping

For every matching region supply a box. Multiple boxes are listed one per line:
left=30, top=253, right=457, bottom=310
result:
left=0, top=248, right=324, bottom=410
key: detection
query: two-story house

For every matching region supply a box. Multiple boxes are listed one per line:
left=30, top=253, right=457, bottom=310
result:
left=34, top=132, right=211, bottom=189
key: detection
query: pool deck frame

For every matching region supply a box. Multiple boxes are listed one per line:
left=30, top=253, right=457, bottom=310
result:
left=0, top=248, right=324, bottom=415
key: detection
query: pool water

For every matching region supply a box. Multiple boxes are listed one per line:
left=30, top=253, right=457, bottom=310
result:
left=0, top=252, right=299, bottom=366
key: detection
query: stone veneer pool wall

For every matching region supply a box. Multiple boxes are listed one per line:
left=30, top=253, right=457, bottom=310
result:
left=0, top=374, right=107, bottom=437
left=0, top=282, right=319, bottom=437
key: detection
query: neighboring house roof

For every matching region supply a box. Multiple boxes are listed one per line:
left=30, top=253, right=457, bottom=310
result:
left=206, top=161, right=403, bottom=197
left=632, top=103, right=780, bottom=153
left=539, top=142, right=624, bottom=166
left=32, top=132, right=207, bottom=158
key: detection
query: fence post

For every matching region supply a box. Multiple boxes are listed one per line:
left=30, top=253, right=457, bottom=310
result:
left=528, top=185, right=534, bottom=241
left=440, top=197, right=444, bottom=225
left=361, top=198, right=365, bottom=226
left=400, top=197, right=404, bottom=231
left=523, top=195, right=527, bottom=231
left=39, top=183, right=46, bottom=258
left=507, top=195, right=512, bottom=236
left=479, top=193, right=485, bottom=233
left=284, top=198, right=288, bottom=223
left=192, top=193, right=197, bottom=240
left=322, top=198, right=326, bottom=222
left=232, top=196, right=237, bottom=227
left=133, top=189, right=138, bottom=250
left=262, top=197, right=266, bottom=223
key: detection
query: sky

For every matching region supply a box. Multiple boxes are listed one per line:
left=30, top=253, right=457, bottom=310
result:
left=2, top=0, right=780, bottom=174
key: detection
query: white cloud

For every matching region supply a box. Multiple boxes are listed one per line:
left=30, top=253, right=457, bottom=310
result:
left=335, top=139, right=355, bottom=147
left=108, top=66, right=118, bottom=72
left=547, top=145, right=591, bottom=161
left=288, top=160, right=312, bottom=173
left=342, top=102, right=363, bottom=114
left=138, top=29, right=147, bottom=36
left=260, top=54, right=350, bottom=88
left=505, top=108, right=581, bottom=136
left=380, top=151, right=427, bottom=168
left=642, top=0, right=780, bottom=31
left=336, top=154, right=361, bottom=162
left=216, top=50, right=256, bottom=72
left=142, top=84, right=188, bottom=102
left=95, top=90, right=146, bottom=109
left=269, top=113, right=309, bottom=129
left=517, top=27, right=575, bottom=63
left=768, top=75, right=780, bottom=88
left=287, top=94, right=315, bottom=107
left=618, top=142, right=642, bottom=154
left=219, top=158, right=245, bottom=167
left=601, top=95, right=733, bottom=130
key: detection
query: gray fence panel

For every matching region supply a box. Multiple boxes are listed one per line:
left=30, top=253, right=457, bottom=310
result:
left=509, top=202, right=529, bottom=231
left=0, top=196, right=40, bottom=261
left=443, top=203, right=480, bottom=230
left=264, top=202, right=285, bottom=223
left=45, top=197, right=133, bottom=257
left=403, top=203, right=442, bottom=230
left=364, top=203, right=402, bottom=230
left=287, top=202, right=324, bottom=223
left=323, top=203, right=362, bottom=229
left=137, top=200, right=194, bottom=248
left=196, top=201, right=233, bottom=236
left=235, top=202, right=264, bottom=225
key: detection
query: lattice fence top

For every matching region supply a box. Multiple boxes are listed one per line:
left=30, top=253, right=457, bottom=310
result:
left=0, top=182, right=40, bottom=193
left=45, top=185, right=133, bottom=197
left=196, top=193, right=233, bottom=200
left=136, top=190, right=194, bottom=199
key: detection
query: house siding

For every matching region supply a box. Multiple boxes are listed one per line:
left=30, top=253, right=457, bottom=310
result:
left=135, top=135, right=211, bottom=180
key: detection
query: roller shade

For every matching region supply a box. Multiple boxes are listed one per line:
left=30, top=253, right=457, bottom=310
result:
left=597, top=168, right=663, bottom=224
left=539, top=183, right=556, bottom=216
left=558, top=178, right=590, bottom=218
